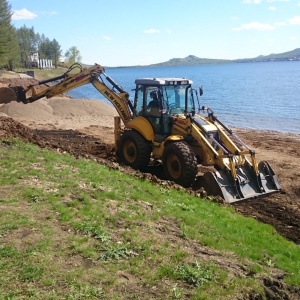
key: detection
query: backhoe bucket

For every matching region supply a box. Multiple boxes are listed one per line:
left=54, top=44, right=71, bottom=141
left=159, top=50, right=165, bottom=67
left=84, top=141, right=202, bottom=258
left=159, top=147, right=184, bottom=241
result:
left=0, top=87, right=18, bottom=104
left=0, top=86, right=27, bottom=104
left=201, top=161, right=281, bottom=203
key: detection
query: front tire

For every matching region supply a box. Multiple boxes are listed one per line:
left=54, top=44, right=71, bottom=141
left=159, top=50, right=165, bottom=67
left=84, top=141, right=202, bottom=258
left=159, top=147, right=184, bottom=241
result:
left=162, top=142, right=198, bottom=187
left=119, top=130, right=151, bottom=170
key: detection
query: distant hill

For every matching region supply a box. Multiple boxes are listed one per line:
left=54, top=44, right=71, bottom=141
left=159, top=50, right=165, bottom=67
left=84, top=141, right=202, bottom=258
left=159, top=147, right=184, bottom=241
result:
left=146, top=48, right=300, bottom=67
left=235, top=48, right=300, bottom=63
left=148, top=55, right=231, bottom=67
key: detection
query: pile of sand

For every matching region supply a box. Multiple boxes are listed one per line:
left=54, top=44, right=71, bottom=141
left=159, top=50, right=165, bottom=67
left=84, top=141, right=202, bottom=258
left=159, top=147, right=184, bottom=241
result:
left=0, top=97, right=118, bottom=130
left=0, top=74, right=118, bottom=130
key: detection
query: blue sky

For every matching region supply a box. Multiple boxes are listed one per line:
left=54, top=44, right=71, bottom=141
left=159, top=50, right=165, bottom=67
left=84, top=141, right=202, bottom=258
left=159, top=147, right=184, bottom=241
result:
left=10, top=0, right=300, bottom=67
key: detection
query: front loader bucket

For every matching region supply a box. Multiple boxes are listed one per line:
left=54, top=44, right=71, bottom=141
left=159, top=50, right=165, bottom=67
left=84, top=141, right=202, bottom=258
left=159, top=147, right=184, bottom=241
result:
left=201, top=161, right=281, bottom=203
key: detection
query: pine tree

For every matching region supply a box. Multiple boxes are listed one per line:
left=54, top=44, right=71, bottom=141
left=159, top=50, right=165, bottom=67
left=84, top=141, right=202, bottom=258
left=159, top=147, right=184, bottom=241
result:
left=51, top=39, right=62, bottom=68
left=0, top=0, right=19, bottom=69
left=38, top=37, right=61, bottom=68
left=7, top=26, right=20, bottom=70
left=16, top=25, right=39, bottom=67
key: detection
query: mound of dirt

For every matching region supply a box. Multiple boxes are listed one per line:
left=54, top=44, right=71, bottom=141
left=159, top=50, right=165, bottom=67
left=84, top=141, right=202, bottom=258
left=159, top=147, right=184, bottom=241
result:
left=0, top=74, right=38, bottom=88
left=0, top=115, right=36, bottom=141
left=0, top=75, right=118, bottom=130
left=0, top=97, right=118, bottom=130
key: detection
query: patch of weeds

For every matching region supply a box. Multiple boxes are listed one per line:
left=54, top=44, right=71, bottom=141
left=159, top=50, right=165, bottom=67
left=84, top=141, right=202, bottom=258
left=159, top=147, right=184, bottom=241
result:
left=75, top=222, right=110, bottom=242
left=262, top=255, right=276, bottom=268
left=175, top=260, right=216, bottom=287
left=160, top=260, right=217, bottom=288
left=19, top=263, right=44, bottom=282
left=0, top=245, right=19, bottom=258
left=29, top=194, right=44, bottom=203
left=68, top=284, right=105, bottom=299
left=100, top=243, right=137, bottom=261
left=22, top=187, right=44, bottom=203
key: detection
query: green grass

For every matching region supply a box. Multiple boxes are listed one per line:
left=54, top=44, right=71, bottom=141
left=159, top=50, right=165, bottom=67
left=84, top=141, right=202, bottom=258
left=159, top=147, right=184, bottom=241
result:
left=0, top=139, right=299, bottom=299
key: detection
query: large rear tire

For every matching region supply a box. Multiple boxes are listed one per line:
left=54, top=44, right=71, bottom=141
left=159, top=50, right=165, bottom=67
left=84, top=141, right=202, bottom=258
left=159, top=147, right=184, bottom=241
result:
left=162, top=142, right=198, bottom=187
left=119, top=130, right=151, bottom=170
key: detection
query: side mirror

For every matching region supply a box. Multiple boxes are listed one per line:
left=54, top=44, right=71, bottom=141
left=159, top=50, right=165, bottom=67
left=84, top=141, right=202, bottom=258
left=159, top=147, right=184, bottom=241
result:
left=199, top=86, right=203, bottom=96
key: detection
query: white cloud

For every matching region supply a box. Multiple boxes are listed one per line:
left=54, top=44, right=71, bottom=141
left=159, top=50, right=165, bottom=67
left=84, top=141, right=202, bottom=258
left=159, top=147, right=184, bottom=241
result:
left=268, top=6, right=276, bottom=10
left=289, top=36, right=298, bottom=40
left=103, top=35, right=111, bottom=40
left=12, top=8, right=37, bottom=20
left=233, top=21, right=274, bottom=31
left=288, top=16, right=300, bottom=25
left=144, top=29, right=160, bottom=34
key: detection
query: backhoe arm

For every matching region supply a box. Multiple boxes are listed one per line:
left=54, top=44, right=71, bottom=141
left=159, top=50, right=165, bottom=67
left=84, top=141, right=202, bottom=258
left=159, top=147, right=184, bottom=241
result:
left=2, top=63, right=133, bottom=125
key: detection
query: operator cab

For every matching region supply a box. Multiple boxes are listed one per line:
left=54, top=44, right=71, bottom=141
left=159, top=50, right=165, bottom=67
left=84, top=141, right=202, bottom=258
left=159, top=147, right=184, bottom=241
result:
left=133, top=78, right=196, bottom=137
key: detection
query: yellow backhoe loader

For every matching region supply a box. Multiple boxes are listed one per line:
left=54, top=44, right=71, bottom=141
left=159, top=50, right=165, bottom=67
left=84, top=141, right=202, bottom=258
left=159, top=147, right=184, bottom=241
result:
left=0, top=63, right=281, bottom=203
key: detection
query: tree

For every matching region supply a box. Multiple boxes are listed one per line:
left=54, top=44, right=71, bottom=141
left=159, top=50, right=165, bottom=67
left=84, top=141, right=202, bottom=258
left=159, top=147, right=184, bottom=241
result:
left=39, top=37, right=62, bottom=68
left=16, top=25, right=39, bottom=67
left=0, top=0, right=20, bottom=69
left=0, top=0, right=11, bottom=66
left=39, top=36, right=51, bottom=59
left=15, top=25, right=63, bottom=69
left=7, top=26, right=20, bottom=70
left=65, top=46, right=82, bottom=65
left=51, top=39, right=62, bottom=68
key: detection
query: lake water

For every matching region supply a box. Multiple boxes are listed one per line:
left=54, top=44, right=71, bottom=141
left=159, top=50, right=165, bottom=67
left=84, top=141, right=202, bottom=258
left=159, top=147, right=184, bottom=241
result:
left=68, top=61, right=300, bottom=134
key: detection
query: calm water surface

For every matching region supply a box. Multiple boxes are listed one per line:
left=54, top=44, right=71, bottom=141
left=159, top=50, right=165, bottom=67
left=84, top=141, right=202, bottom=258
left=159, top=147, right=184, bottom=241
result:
left=68, top=61, right=300, bottom=134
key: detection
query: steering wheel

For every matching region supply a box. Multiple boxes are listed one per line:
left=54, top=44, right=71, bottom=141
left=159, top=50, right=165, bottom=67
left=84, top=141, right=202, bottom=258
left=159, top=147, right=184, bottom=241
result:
left=169, top=104, right=184, bottom=115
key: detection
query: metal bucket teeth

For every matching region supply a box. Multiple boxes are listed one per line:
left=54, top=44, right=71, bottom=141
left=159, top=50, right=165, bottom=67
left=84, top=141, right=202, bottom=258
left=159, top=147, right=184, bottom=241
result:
left=201, top=161, right=281, bottom=203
